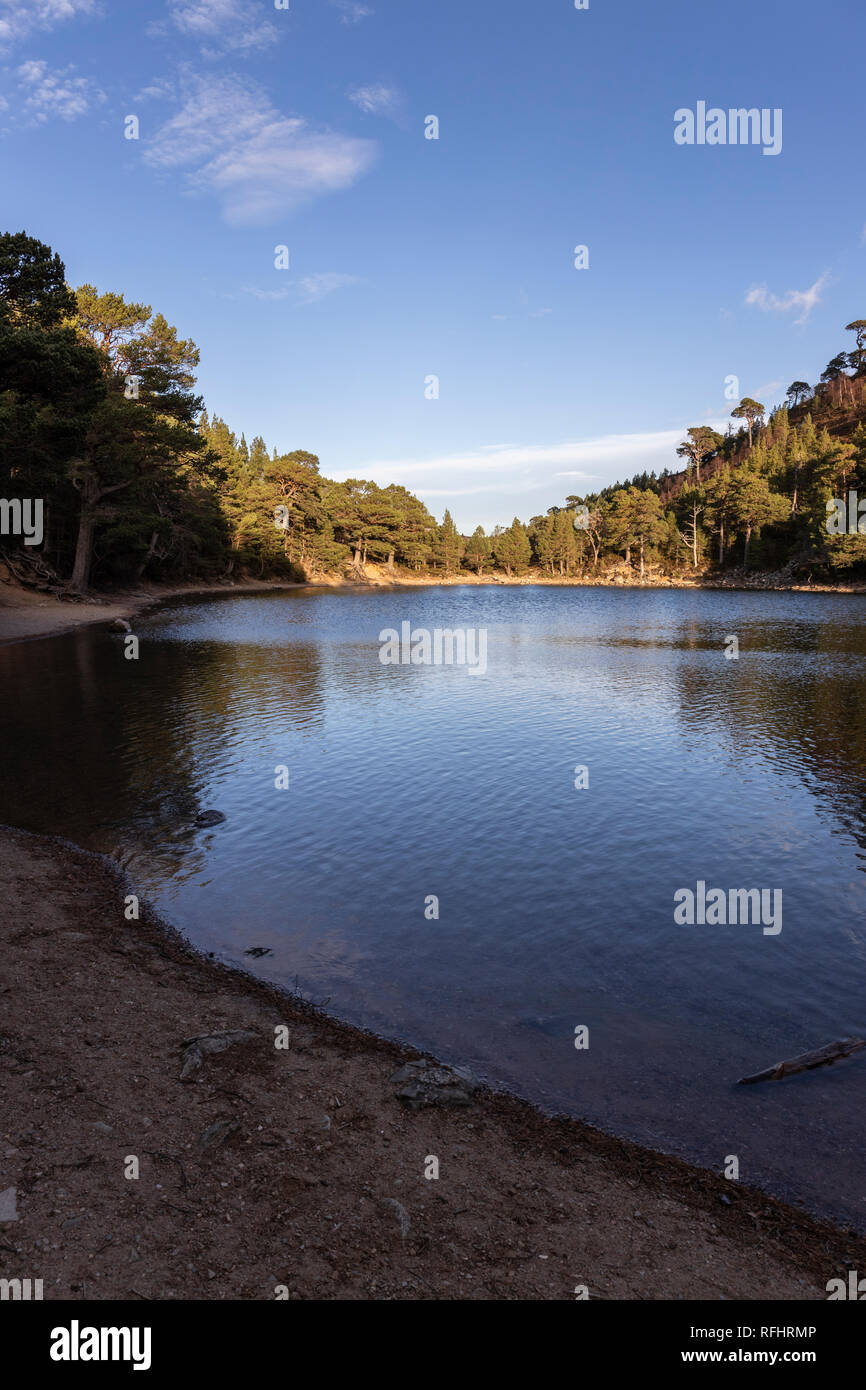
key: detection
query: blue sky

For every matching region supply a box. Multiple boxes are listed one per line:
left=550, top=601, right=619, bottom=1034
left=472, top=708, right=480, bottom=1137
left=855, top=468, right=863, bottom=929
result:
left=0, top=0, right=863, bottom=530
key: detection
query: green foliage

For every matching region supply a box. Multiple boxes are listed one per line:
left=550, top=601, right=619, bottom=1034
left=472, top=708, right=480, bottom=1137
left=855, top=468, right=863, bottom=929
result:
left=5, top=234, right=866, bottom=590
left=492, top=518, right=531, bottom=575
left=464, top=525, right=491, bottom=574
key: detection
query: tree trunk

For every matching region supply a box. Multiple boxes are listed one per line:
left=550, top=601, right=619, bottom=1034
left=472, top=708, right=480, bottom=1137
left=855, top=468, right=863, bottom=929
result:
left=744, top=525, right=752, bottom=568
left=70, top=508, right=96, bottom=591
left=639, top=536, right=645, bottom=578
left=135, top=530, right=160, bottom=582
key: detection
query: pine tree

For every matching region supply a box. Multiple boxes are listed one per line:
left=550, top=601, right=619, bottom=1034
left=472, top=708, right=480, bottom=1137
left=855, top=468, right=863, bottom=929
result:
left=464, top=525, right=491, bottom=575
left=437, top=509, right=463, bottom=573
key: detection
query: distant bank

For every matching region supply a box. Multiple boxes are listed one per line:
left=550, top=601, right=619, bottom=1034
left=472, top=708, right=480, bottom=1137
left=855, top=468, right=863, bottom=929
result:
left=2, top=566, right=865, bottom=646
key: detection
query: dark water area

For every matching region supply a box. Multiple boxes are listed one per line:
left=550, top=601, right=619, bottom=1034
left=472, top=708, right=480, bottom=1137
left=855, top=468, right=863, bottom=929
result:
left=3, top=585, right=866, bottom=1228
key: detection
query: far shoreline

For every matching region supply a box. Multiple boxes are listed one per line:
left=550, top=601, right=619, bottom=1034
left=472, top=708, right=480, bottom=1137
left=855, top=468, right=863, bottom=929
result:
left=1, top=566, right=864, bottom=646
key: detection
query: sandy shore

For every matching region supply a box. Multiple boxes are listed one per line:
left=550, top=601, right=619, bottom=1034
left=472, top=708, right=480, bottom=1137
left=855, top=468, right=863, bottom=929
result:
left=0, top=579, right=313, bottom=645
left=1, top=824, right=863, bottom=1301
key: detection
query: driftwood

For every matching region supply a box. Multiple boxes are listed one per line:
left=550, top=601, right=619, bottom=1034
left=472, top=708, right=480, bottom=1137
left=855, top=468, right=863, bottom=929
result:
left=738, top=1037, right=866, bottom=1085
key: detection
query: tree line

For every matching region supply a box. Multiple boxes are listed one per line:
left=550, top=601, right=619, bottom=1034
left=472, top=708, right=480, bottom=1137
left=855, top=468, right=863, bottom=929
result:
left=2, top=230, right=865, bottom=591
left=454, top=326, right=866, bottom=583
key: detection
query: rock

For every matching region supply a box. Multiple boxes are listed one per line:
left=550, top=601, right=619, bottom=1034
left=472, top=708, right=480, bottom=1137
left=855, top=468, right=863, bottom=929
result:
left=244, top=946, right=272, bottom=958
left=193, top=810, right=226, bottom=828
left=0, top=1187, right=18, bottom=1222
left=92, top=1121, right=114, bottom=1135
left=390, top=1059, right=480, bottom=1111
left=110, top=618, right=132, bottom=632
left=198, top=1118, right=240, bottom=1149
left=179, top=1029, right=258, bottom=1081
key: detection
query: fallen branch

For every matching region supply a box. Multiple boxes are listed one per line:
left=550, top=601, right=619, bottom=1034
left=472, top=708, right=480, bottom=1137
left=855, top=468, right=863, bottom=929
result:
left=738, top=1037, right=866, bottom=1085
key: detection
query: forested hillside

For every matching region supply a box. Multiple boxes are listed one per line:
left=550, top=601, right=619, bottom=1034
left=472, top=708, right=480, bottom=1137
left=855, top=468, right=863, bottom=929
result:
left=2, top=230, right=865, bottom=592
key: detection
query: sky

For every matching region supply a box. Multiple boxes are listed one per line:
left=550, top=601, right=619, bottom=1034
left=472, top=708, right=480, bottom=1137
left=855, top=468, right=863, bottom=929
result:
left=0, top=0, right=863, bottom=531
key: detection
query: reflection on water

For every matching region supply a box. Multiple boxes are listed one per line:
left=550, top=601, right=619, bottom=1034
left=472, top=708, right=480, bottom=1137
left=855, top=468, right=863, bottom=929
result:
left=2, top=586, right=866, bottom=1227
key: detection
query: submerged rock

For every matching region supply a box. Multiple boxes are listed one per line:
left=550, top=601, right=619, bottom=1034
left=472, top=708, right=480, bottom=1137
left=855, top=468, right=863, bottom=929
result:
left=390, top=1059, right=480, bottom=1111
left=193, top=810, right=226, bottom=828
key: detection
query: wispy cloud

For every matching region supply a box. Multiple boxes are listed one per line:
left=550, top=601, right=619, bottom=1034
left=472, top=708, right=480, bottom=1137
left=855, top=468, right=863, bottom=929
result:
left=144, top=74, right=378, bottom=226
left=297, top=272, right=360, bottom=303
left=163, top=0, right=279, bottom=54
left=347, top=84, right=400, bottom=118
left=240, top=285, right=292, bottom=302
left=745, top=272, right=830, bottom=326
left=239, top=272, right=361, bottom=305
left=135, top=77, right=176, bottom=102
left=0, top=0, right=97, bottom=50
left=752, top=380, right=783, bottom=401
left=16, top=59, right=104, bottom=122
left=332, top=426, right=723, bottom=530
left=330, top=1, right=373, bottom=22
left=337, top=428, right=709, bottom=498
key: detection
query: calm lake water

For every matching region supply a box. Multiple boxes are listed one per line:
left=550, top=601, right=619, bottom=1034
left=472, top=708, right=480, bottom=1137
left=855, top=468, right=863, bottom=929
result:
left=3, top=585, right=866, bottom=1227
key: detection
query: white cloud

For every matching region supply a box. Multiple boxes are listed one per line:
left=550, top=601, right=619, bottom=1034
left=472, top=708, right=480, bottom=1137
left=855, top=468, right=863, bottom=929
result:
left=144, top=75, right=378, bottom=226
left=0, top=0, right=97, bottom=50
left=331, top=1, right=373, bottom=22
left=745, top=272, right=830, bottom=326
left=348, top=84, right=399, bottom=117
left=239, top=273, right=360, bottom=304
left=337, top=427, right=710, bottom=497
left=16, top=58, right=103, bottom=122
left=334, top=426, right=728, bottom=530
left=166, top=0, right=278, bottom=54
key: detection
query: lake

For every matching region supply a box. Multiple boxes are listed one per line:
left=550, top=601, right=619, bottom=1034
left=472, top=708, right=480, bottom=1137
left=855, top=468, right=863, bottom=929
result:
left=3, top=584, right=866, bottom=1228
